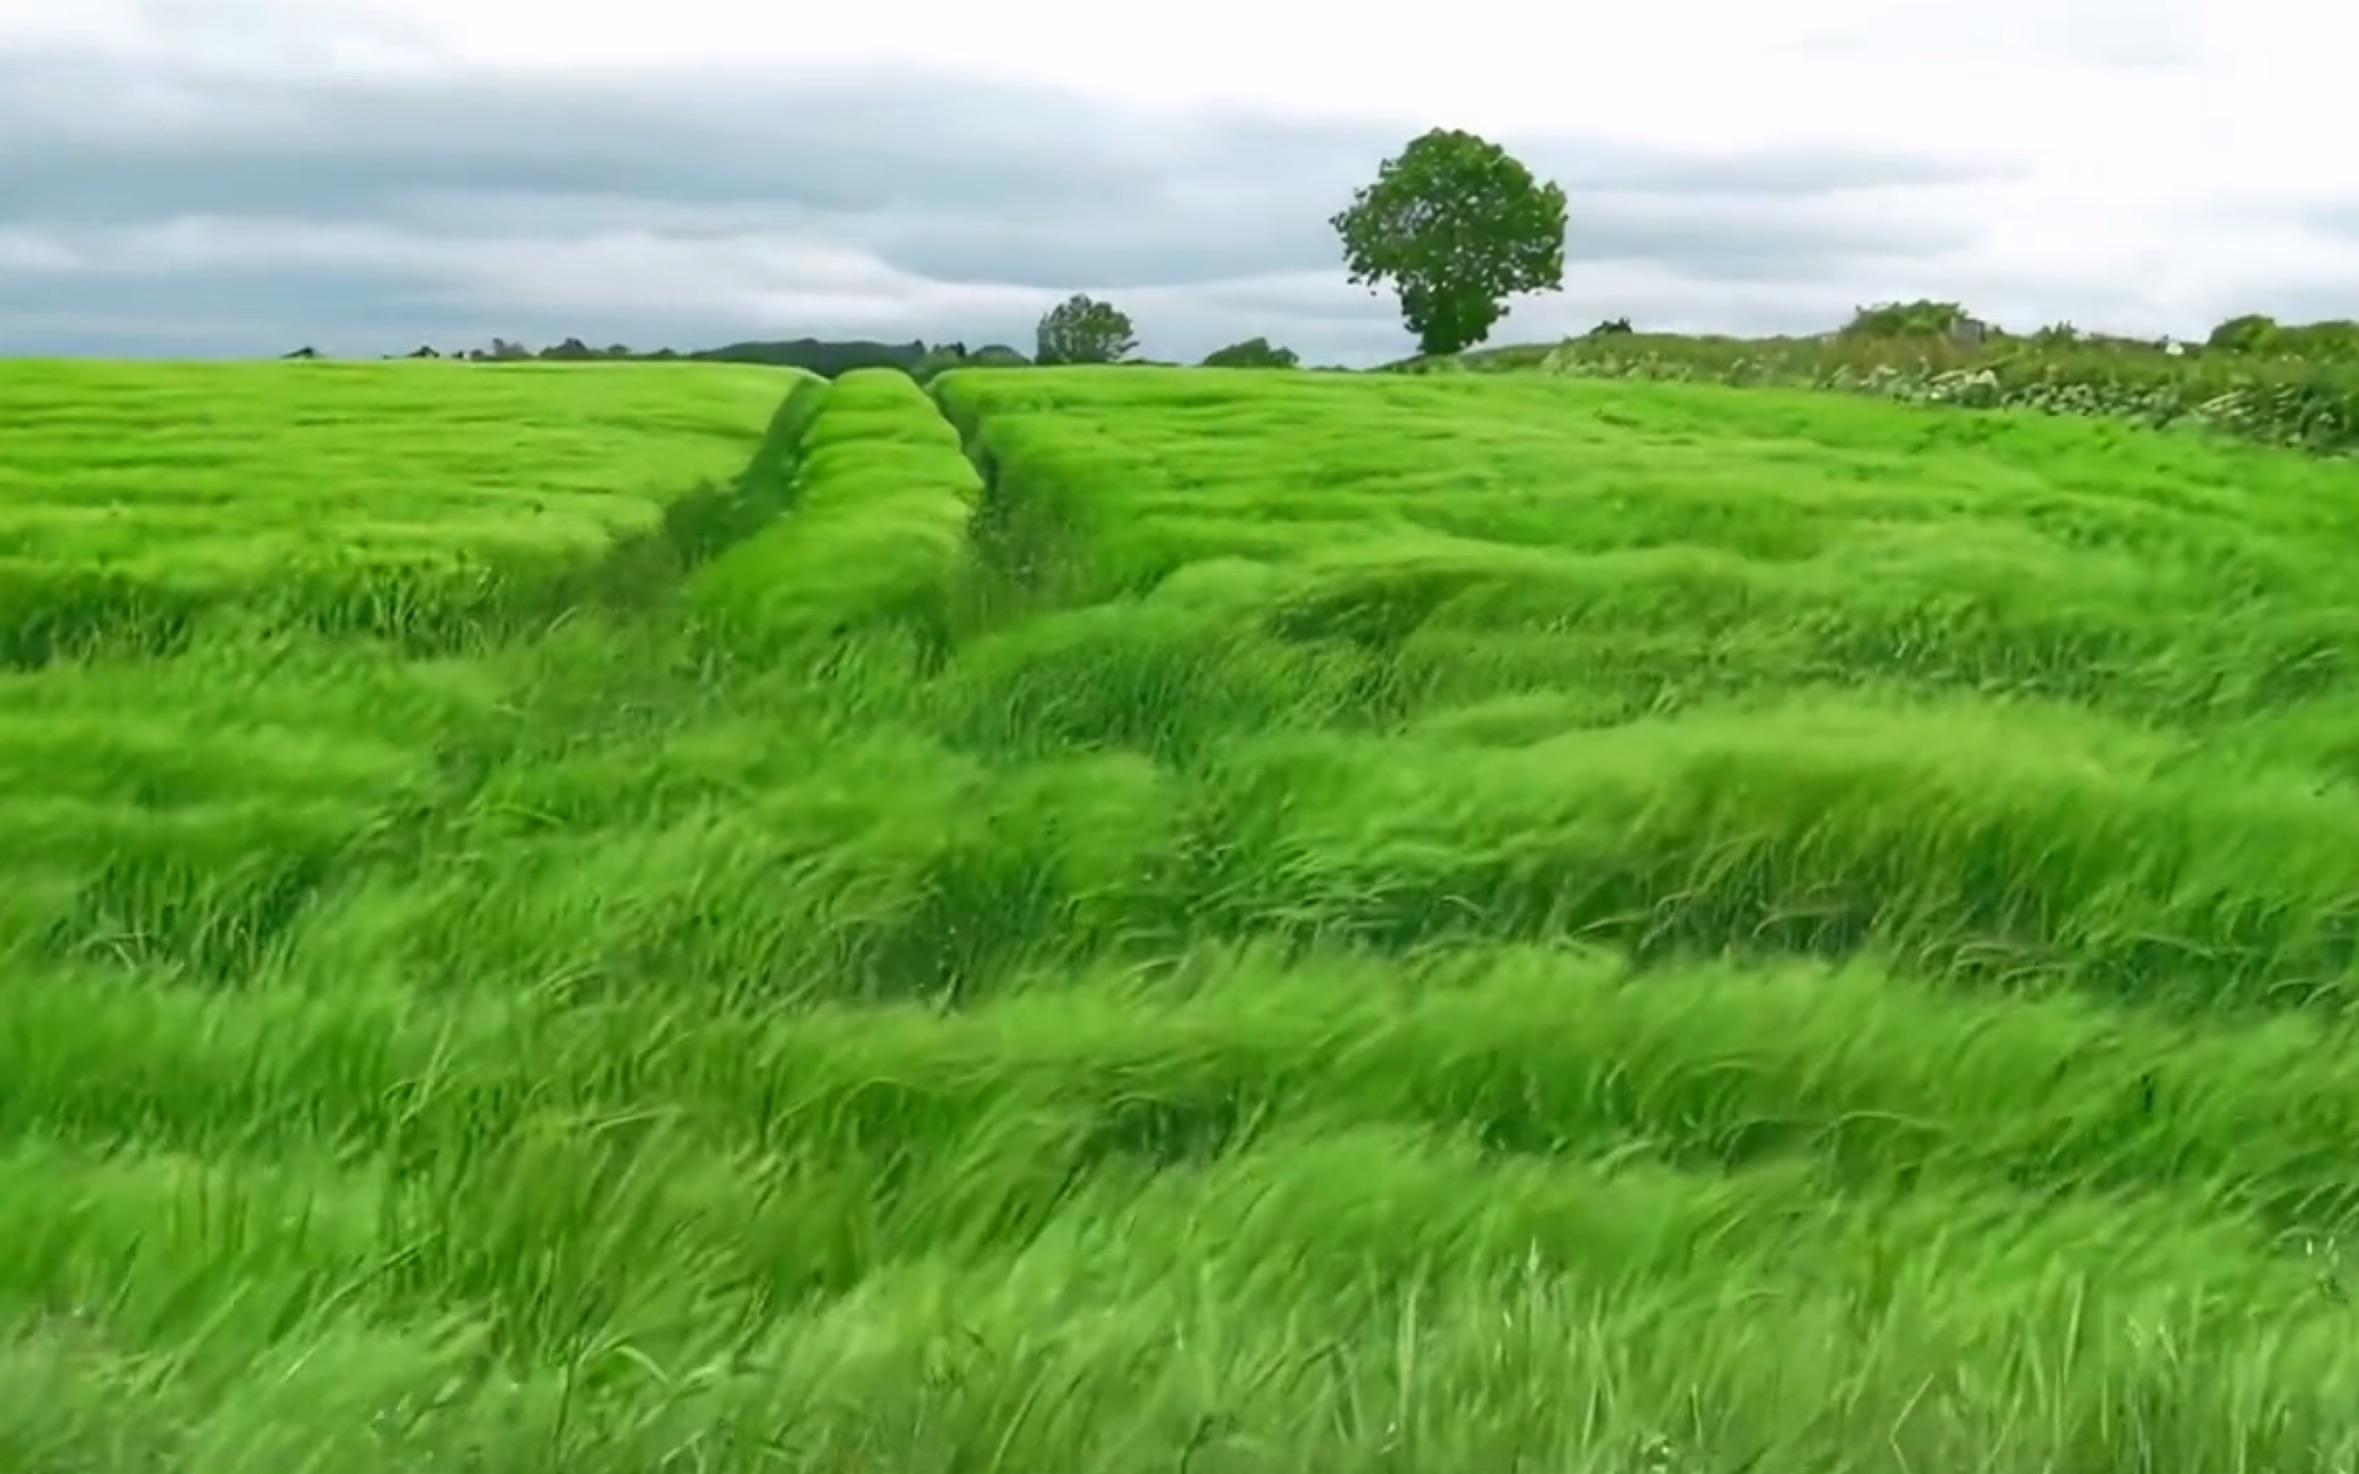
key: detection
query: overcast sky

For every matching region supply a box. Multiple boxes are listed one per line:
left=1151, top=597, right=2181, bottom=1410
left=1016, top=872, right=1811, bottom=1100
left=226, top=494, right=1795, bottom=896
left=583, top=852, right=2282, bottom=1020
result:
left=3, top=0, right=2355, bottom=364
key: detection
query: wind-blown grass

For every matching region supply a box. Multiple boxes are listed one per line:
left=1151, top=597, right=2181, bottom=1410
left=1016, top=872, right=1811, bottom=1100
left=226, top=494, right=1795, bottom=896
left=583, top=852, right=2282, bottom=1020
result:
left=689, top=369, right=983, bottom=667
left=0, top=359, right=812, bottom=663
left=5, top=362, right=2359, bottom=1471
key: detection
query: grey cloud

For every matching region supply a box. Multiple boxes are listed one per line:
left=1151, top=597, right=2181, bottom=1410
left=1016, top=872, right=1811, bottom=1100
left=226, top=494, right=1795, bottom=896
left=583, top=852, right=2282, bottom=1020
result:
left=0, top=57, right=1149, bottom=223
left=847, top=175, right=1986, bottom=294
left=0, top=267, right=478, bottom=356
left=865, top=211, right=1342, bottom=293
left=0, top=9, right=2025, bottom=364
left=0, top=254, right=1395, bottom=365
left=0, top=49, right=2015, bottom=231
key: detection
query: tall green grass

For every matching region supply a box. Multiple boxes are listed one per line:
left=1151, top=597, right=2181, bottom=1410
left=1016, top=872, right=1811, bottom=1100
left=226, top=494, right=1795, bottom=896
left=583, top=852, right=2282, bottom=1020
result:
left=0, top=360, right=813, bottom=663
left=689, top=369, right=984, bottom=669
left=5, top=363, right=2359, bottom=1470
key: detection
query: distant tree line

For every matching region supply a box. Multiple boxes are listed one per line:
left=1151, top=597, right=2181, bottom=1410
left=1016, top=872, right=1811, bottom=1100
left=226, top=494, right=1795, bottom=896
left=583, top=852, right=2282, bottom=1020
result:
left=288, top=122, right=2359, bottom=375
left=298, top=325, right=1323, bottom=379
left=291, top=297, right=2359, bottom=382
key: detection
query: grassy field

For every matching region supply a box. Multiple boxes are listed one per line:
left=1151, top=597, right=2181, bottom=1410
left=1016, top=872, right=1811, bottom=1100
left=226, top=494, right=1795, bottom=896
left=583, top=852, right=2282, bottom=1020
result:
left=7, top=362, right=2359, bottom=1471
left=0, top=359, right=818, bottom=664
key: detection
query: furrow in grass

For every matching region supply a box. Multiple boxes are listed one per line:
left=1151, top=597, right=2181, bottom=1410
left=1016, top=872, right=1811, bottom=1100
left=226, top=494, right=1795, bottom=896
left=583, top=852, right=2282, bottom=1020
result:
left=932, top=367, right=1174, bottom=609
left=689, top=369, right=984, bottom=668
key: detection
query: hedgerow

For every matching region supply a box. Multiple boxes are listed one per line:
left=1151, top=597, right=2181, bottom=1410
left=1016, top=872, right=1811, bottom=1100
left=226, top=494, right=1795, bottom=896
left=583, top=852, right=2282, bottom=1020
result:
left=1402, top=332, right=2359, bottom=454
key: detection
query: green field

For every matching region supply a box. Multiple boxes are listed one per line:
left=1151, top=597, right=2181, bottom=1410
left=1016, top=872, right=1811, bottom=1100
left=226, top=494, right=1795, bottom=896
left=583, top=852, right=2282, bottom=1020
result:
left=8, top=360, right=2359, bottom=1471
left=0, top=360, right=818, bottom=662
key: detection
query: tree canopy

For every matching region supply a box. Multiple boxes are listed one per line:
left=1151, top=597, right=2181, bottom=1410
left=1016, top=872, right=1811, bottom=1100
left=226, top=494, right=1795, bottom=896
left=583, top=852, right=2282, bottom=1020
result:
left=1330, top=128, right=1567, bottom=358
left=1200, top=337, right=1301, bottom=369
left=1035, top=294, right=1138, bottom=365
left=1839, top=301, right=1974, bottom=340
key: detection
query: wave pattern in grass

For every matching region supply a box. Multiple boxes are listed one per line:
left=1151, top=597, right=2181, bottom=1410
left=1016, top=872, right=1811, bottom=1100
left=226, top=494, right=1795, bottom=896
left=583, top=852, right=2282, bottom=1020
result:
left=0, top=359, right=815, bottom=663
left=6, top=364, right=2359, bottom=1471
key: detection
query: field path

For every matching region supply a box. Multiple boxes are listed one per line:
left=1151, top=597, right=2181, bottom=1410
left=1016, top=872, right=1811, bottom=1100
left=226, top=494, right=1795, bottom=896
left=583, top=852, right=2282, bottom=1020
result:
left=685, top=368, right=993, bottom=664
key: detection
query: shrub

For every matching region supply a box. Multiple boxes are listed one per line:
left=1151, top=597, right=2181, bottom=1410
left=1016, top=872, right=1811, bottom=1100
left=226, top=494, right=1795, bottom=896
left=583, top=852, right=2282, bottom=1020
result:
left=1840, top=301, right=1974, bottom=339
left=1200, top=338, right=1302, bottom=369
left=1519, top=333, right=2359, bottom=455
left=2207, top=314, right=2282, bottom=354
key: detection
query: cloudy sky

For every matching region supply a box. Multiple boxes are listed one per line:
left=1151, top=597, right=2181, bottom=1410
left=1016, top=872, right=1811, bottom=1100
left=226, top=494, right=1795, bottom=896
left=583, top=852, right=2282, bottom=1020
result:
left=2, top=0, right=2354, bottom=364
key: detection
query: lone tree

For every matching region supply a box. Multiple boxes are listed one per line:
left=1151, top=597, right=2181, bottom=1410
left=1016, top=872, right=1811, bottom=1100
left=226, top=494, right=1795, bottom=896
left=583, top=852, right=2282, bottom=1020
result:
left=1331, top=128, right=1567, bottom=358
left=1035, top=294, right=1138, bottom=365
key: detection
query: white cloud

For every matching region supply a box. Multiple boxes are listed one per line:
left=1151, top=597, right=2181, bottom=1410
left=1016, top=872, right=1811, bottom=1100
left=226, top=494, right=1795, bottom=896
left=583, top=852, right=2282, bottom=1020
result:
left=0, top=230, right=84, bottom=272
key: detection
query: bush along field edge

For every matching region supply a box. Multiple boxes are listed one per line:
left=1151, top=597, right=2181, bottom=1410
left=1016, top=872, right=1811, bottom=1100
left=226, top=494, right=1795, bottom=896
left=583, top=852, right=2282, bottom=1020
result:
left=1392, top=333, right=2359, bottom=457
